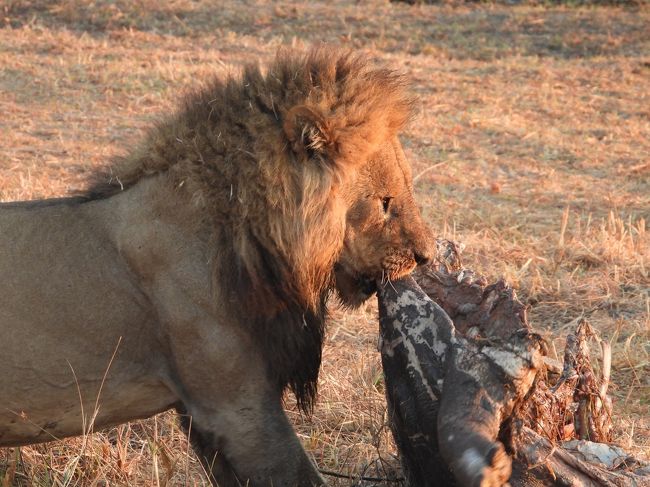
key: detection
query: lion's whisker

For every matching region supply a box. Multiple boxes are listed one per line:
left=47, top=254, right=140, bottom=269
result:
left=388, top=276, right=397, bottom=294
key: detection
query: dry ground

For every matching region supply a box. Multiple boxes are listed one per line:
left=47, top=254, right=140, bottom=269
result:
left=1, top=0, right=649, bottom=485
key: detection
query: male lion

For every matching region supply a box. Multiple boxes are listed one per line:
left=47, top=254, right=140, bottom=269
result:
left=0, top=48, right=432, bottom=486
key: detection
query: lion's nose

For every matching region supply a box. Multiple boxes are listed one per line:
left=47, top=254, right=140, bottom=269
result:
left=414, top=251, right=431, bottom=266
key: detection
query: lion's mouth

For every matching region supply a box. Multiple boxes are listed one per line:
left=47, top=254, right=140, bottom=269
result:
left=381, top=254, right=418, bottom=282
left=334, top=251, right=421, bottom=308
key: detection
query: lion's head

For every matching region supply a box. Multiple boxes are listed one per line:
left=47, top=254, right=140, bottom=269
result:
left=334, top=139, right=433, bottom=307
left=280, top=58, right=432, bottom=309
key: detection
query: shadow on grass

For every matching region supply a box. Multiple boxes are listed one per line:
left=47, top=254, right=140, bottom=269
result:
left=3, top=0, right=649, bottom=60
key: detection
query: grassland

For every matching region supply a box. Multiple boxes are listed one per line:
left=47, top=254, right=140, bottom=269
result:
left=1, top=0, right=648, bottom=485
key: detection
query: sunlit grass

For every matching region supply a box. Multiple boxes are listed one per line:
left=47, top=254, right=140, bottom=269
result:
left=1, top=0, right=648, bottom=484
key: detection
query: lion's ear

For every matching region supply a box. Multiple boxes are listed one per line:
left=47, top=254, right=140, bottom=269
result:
left=283, top=105, right=337, bottom=160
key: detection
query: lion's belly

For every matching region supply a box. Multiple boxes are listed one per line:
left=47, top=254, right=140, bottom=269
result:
left=0, top=202, right=178, bottom=446
left=0, top=381, right=175, bottom=447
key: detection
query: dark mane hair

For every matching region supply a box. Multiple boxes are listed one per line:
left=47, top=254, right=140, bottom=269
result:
left=88, top=46, right=415, bottom=411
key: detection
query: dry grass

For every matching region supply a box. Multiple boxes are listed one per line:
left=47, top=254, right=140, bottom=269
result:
left=1, top=0, right=649, bottom=485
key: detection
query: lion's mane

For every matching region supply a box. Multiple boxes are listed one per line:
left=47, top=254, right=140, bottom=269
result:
left=88, top=47, right=414, bottom=411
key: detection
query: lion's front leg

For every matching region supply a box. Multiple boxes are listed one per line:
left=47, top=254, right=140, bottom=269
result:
left=177, top=393, right=324, bottom=487
left=176, top=406, right=241, bottom=485
left=163, top=310, right=324, bottom=486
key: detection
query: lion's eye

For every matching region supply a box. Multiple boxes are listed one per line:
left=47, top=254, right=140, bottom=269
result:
left=382, top=197, right=393, bottom=213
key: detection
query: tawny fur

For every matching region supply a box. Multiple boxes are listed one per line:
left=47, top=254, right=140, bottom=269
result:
left=88, top=47, right=417, bottom=410
left=94, top=47, right=414, bottom=306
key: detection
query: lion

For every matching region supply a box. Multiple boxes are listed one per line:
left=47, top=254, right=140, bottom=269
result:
left=0, top=47, right=432, bottom=486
